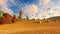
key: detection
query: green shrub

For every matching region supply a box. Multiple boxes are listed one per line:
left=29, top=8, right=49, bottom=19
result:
left=0, top=10, right=3, bottom=17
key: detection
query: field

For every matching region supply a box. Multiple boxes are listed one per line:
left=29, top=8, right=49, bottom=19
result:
left=0, top=19, right=60, bottom=34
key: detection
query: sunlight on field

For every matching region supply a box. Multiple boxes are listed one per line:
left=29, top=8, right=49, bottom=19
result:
left=0, top=20, right=60, bottom=34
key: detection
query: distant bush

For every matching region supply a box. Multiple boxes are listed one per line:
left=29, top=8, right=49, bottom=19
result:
left=26, top=17, right=29, bottom=19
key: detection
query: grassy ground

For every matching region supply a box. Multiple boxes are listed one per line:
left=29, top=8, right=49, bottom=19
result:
left=0, top=20, right=60, bottom=34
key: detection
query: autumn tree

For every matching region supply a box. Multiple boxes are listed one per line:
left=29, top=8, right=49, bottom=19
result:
left=12, top=15, right=16, bottom=23
left=1, top=13, right=13, bottom=24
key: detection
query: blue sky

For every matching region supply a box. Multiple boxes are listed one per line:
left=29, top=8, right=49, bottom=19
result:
left=0, top=0, right=60, bottom=19
left=7, top=0, right=39, bottom=14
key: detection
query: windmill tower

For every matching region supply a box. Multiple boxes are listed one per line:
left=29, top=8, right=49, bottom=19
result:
left=19, top=11, right=23, bottom=19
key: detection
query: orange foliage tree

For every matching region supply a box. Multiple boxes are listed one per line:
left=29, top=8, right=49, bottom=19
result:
left=1, top=13, right=13, bottom=24
left=0, top=13, right=17, bottom=24
left=12, top=15, right=16, bottom=23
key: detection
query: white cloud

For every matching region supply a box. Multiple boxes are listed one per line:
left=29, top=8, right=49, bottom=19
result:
left=0, top=0, right=13, bottom=16
left=43, top=6, right=60, bottom=19
left=43, top=0, right=50, bottom=5
left=0, top=0, right=7, bottom=5
left=38, top=0, right=60, bottom=19
left=1, top=7, right=13, bottom=16
left=22, top=4, right=38, bottom=19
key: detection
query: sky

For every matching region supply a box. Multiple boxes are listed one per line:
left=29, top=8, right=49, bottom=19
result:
left=0, top=0, right=60, bottom=19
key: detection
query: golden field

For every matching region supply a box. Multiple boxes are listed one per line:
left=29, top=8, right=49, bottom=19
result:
left=0, top=19, right=60, bottom=34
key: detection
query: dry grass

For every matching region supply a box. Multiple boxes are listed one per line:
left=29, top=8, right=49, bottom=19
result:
left=0, top=20, right=60, bottom=34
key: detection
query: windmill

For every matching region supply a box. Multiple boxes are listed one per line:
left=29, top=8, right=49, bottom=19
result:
left=19, top=11, right=23, bottom=19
